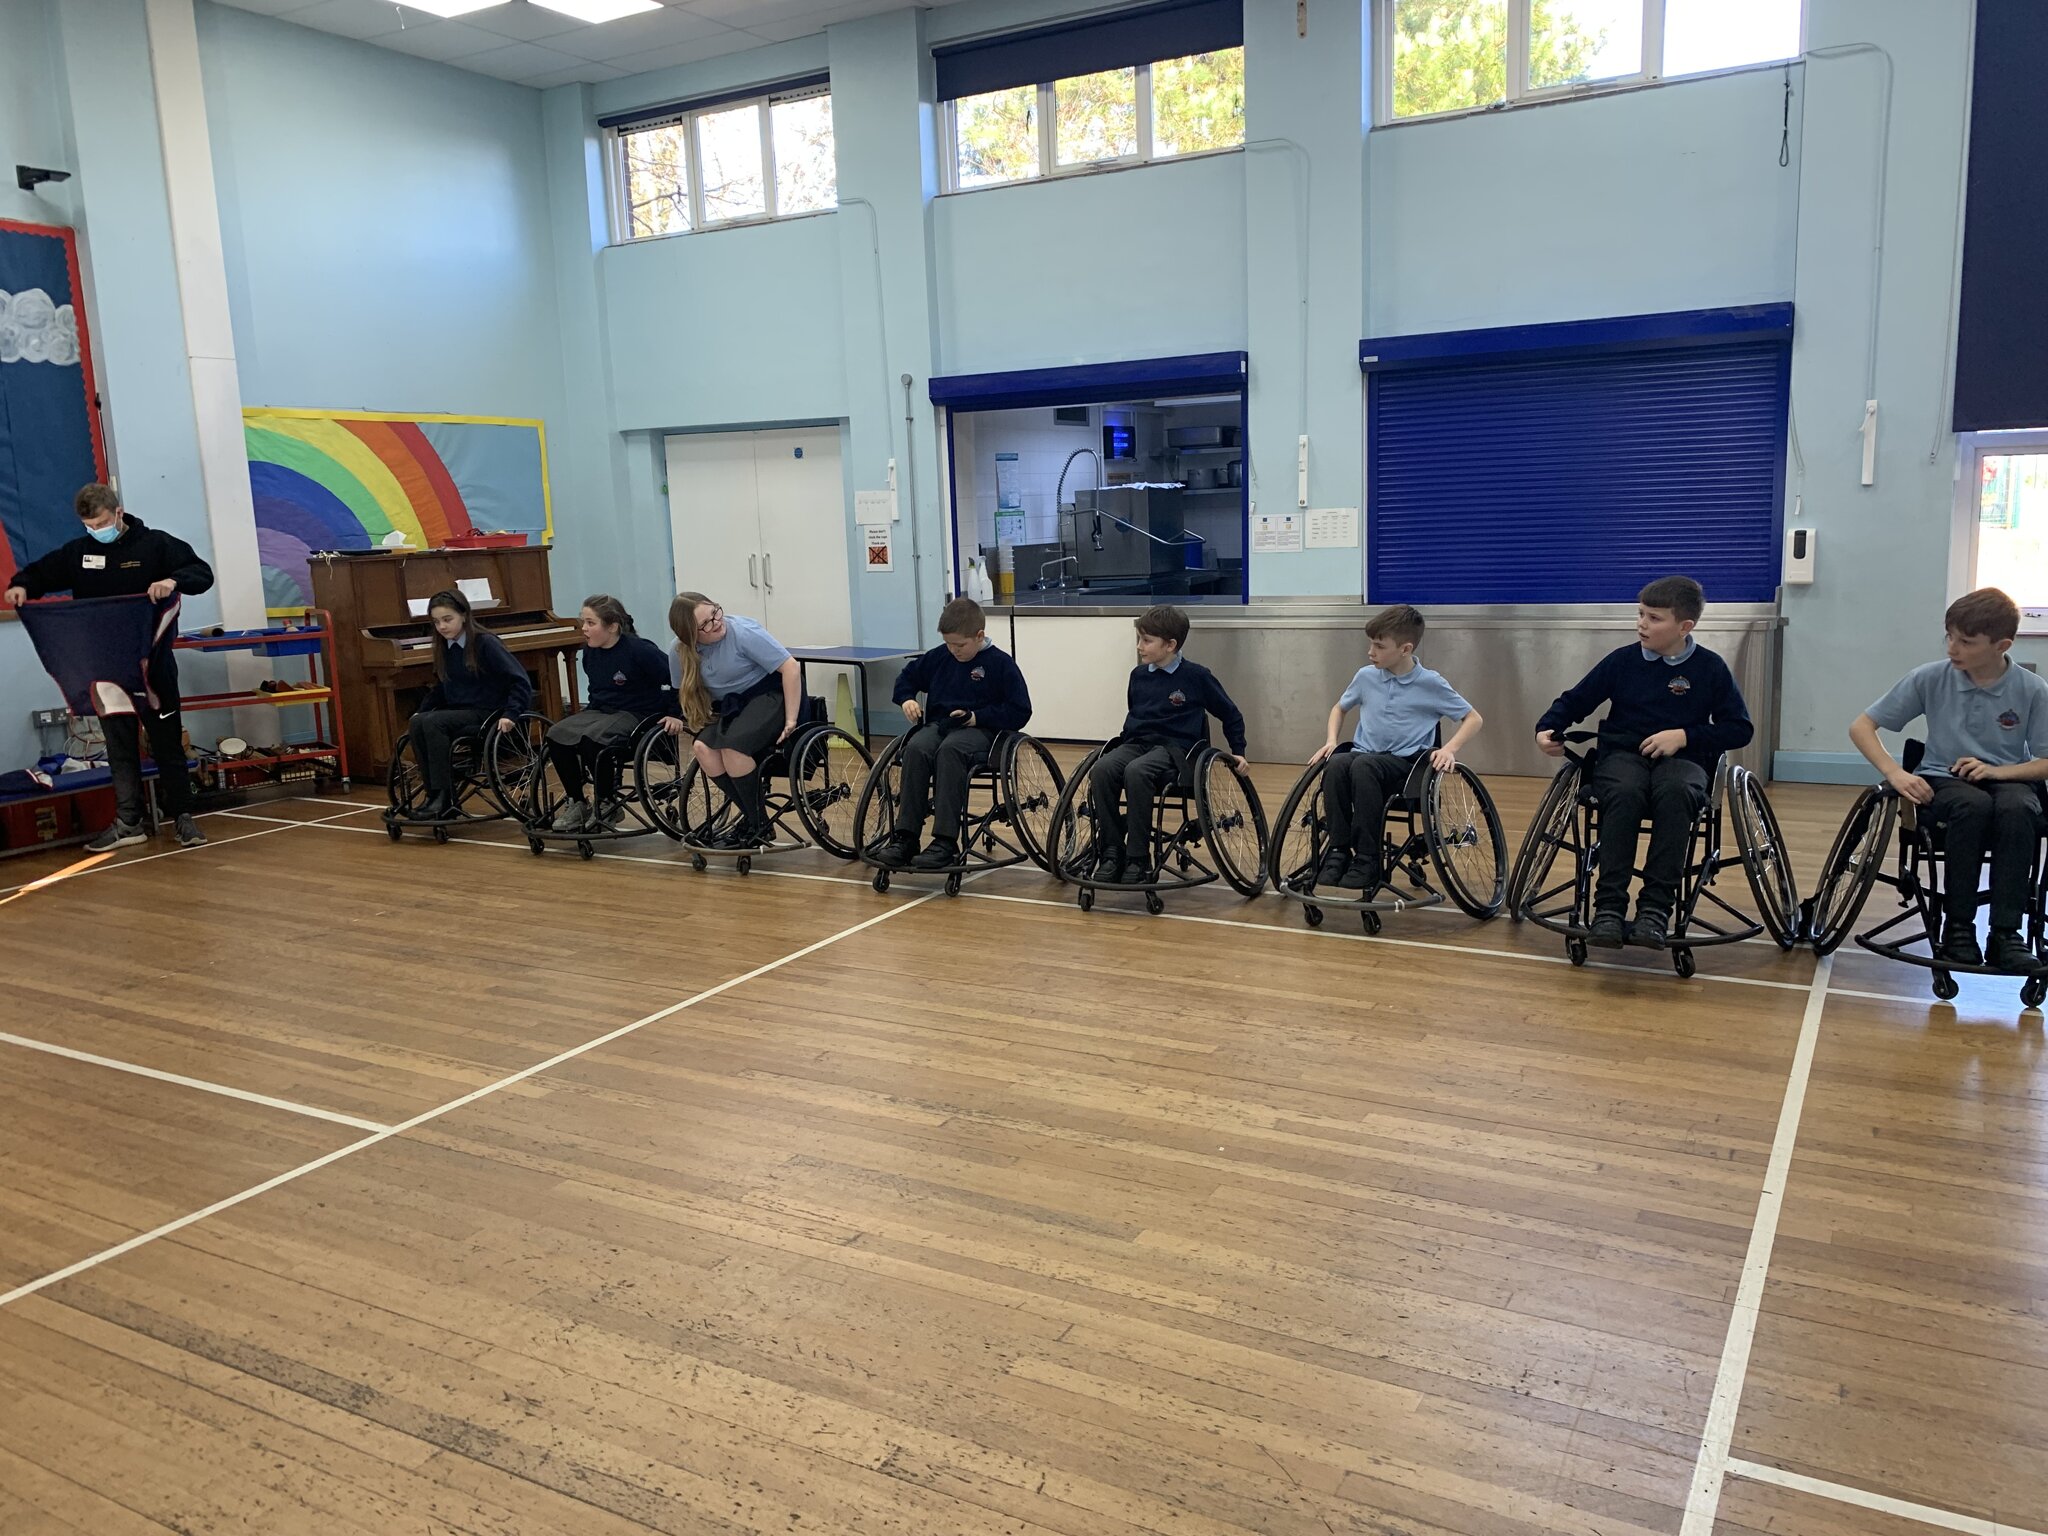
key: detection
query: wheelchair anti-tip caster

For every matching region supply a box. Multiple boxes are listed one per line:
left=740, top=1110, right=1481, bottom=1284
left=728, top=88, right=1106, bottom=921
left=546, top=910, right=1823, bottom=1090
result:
left=528, top=836, right=545, bottom=856
left=872, top=869, right=890, bottom=893
left=1362, top=911, right=1382, bottom=936
left=1673, top=947, right=1696, bottom=979
left=1302, top=903, right=1323, bottom=928
left=945, top=872, right=962, bottom=897
left=1567, top=937, right=1589, bottom=967
left=691, top=852, right=707, bottom=871
left=432, top=825, right=449, bottom=844
left=1932, top=969, right=1960, bottom=1001
left=736, top=855, right=752, bottom=876
left=385, top=820, right=404, bottom=843
left=1078, top=885, right=1095, bottom=912
left=577, top=840, right=595, bottom=861
left=1144, top=890, right=1165, bottom=916
left=2024, top=975, right=2047, bottom=1010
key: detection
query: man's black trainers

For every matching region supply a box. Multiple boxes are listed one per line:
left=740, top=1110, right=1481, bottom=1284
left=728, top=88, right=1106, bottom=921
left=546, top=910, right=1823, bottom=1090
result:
left=86, top=819, right=147, bottom=852
left=173, top=814, right=208, bottom=848
left=1587, top=911, right=1627, bottom=949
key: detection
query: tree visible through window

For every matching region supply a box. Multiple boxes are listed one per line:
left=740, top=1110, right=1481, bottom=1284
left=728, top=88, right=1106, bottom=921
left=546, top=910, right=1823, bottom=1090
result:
left=622, top=122, right=690, bottom=239
left=611, top=87, right=837, bottom=242
left=954, top=85, right=1040, bottom=188
left=1152, top=49, right=1246, bottom=159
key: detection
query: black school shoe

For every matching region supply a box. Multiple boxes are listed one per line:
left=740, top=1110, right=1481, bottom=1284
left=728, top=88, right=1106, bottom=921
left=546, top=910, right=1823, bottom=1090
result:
left=1338, top=857, right=1379, bottom=892
left=1587, top=910, right=1628, bottom=948
left=1119, top=848, right=1153, bottom=884
left=1316, top=846, right=1351, bottom=886
left=1093, top=848, right=1126, bottom=885
left=911, top=835, right=960, bottom=871
left=1937, top=922, right=1984, bottom=968
left=872, top=831, right=916, bottom=867
left=1627, top=910, right=1670, bottom=949
left=1988, top=928, right=2035, bottom=973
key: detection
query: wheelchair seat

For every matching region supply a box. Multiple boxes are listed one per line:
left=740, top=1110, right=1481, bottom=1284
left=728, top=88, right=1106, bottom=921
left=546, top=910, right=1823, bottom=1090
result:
left=852, top=725, right=1066, bottom=896
left=385, top=712, right=535, bottom=844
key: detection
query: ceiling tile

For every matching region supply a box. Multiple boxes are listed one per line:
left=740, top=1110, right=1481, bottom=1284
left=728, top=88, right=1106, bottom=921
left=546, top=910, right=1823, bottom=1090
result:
left=370, top=17, right=505, bottom=58
left=280, top=0, right=420, bottom=39
left=739, top=2, right=908, bottom=45
left=459, top=39, right=587, bottom=77
left=460, top=2, right=588, bottom=42
left=522, top=60, right=629, bottom=87
left=548, top=7, right=734, bottom=61
left=211, top=0, right=326, bottom=16
left=679, top=0, right=833, bottom=24
left=610, top=30, right=762, bottom=72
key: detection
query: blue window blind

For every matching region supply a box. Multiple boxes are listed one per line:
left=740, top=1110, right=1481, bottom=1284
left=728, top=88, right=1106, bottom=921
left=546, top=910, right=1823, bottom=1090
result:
left=935, top=0, right=1241, bottom=102
left=1364, top=308, right=1792, bottom=604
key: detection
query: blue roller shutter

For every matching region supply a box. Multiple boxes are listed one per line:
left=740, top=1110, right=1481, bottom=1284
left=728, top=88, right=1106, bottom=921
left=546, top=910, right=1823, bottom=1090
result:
left=1364, top=307, right=1792, bottom=605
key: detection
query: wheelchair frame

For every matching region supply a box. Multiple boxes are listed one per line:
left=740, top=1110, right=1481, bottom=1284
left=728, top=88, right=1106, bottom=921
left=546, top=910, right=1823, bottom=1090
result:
left=384, top=713, right=531, bottom=844
left=850, top=723, right=1066, bottom=897
left=1803, top=741, right=2048, bottom=1006
left=1045, top=741, right=1269, bottom=915
left=649, top=700, right=874, bottom=875
left=1508, top=732, right=1801, bottom=976
left=1266, top=746, right=1508, bottom=932
left=497, top=710, right=682, bottom=861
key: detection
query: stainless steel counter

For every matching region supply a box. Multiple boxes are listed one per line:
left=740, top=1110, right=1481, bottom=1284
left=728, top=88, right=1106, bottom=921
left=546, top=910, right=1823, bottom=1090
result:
left=995, top=601, right=1784, bottom=778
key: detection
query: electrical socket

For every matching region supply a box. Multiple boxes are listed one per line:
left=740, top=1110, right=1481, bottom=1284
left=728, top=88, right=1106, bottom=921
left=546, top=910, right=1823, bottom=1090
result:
left=32, top=707, right=67, bottom=728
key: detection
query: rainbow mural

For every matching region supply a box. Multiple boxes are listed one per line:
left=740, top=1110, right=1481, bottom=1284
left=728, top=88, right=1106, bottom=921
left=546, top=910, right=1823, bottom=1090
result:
left=245, top=409, right=552, bottom=611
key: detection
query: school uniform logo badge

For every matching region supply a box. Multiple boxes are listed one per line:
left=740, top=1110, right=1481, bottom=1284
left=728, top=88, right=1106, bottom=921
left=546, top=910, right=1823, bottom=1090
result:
left=1167, top=689, right=1187, bottom=707
left=612, top=670, right=627, bottom=686
left=1999, top=709, right=2021, bottom=730
left=1667, top=676, right=1692, bottom=696
left=969, top=666, right=986, bottom=682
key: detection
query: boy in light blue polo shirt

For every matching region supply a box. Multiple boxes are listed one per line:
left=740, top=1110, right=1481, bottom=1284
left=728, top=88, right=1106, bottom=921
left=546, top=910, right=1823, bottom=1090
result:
left=1311, top=604, right=1483, bottom=891
left=1850, top=586, right=2048, bottom=971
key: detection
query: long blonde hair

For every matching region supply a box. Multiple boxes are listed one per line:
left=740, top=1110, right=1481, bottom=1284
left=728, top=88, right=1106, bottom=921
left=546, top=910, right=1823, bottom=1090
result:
left=667, top=591, right=715, bottom=731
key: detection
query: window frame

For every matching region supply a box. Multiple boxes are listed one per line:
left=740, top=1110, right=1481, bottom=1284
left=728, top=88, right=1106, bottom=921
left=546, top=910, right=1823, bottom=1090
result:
left=1952, top=428, right=2048, bottom=630
left=1373, top=0, right=1804, bottom=127
left=605, top=81, right=835, bottom=245
left=941, top=47, right=1245, bottom=195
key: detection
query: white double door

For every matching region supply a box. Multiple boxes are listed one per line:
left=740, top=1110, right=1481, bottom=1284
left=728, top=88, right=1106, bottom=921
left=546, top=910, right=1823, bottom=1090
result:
left=663, top=426, right=852, bottom=648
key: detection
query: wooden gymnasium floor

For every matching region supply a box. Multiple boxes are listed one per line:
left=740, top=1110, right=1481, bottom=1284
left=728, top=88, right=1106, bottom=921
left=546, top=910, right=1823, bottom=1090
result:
left=0, top=759, right=2043, bottom=1536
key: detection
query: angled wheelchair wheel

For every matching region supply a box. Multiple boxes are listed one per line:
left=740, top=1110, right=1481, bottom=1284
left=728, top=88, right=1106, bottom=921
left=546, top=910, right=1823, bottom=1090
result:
left=1196, top=750, right=1269, bottom=898
left=789, top=725, right=873, bottom=859
left=674, top=759, right=736, bottom=847
left=1806, top=785, right=1893, bottom=956
left=851, top=730, right=908, bottom=860
left=1506, top=760, right=1581, bottom=920
left=1727, top=765, right=1801, bottom=948
left=386, top=736, right=428, bottom=819
left=1001, top=735, right=1067, bottom=873
left=630, top=727, right=684, bottom=839
left=1046, top=746, right=1106, bottom=883
left=1266, top=761, right=1326, bottom=896
left=486, top=712, right=552, bottom=820
left=1424, top=763, right=1508, bottom=919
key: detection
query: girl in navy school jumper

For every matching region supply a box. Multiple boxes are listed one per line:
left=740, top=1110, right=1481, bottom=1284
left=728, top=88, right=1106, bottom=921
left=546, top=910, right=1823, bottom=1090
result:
left=1089, top=604, right=1248, bottom=884
left=669, top=590, right=802, bottom=848
left=1534, top=574, right=1753, bottom=947
left=872, top=596, right=1033, bottom=871
left=406, top=588, right=533, bottom=820
left=546, top=595, right=673, bottom=833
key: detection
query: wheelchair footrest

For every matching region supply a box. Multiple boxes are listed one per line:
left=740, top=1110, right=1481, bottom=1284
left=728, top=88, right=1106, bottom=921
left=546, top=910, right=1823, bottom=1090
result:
left=1276, top=883, right=1444, bottom=914
left=1857, top=934, right=2048, bottom=977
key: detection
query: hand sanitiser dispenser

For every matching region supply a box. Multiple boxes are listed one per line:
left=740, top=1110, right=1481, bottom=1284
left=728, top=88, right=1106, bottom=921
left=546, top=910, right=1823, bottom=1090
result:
left=1785, top=526, right=1816, bottom=585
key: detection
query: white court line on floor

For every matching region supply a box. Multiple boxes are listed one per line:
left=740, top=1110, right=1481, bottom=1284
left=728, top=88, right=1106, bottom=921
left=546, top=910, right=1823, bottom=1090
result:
left=0, top=882, right=949, bottom=1311
left=1725, top=1458, right=2048, bottom=1536
left=0, top=1030, right=391, bottom=1133
left=1678, top=951, right=1835, bottom=1536
left=0, top=805, right=377, bottom=899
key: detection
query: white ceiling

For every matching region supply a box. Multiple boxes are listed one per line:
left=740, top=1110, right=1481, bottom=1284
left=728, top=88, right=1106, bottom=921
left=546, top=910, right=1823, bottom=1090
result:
left=214, top=0, right=979, bottom=89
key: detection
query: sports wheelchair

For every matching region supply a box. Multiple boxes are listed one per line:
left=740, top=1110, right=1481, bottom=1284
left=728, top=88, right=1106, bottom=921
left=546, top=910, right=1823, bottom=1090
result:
left=1507, top=730, right=1801, bottom=976
left=1266, top=745, right=1508, bottom=932
left=850, top=723, right=1066, bottom=896
left=1804, top=741, right=2048, bottom=1006
left=502, top=711, right=685, bottom=861
left=384, top=713, right=534, bottom=843
left=1044, top=739, right=1268, bottom=915
left=648, top=697, right=873, bottom=875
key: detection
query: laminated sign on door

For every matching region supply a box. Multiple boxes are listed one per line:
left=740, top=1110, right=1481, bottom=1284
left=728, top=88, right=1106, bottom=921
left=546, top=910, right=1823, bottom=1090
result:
left=864, top=523, right=893, bottom=572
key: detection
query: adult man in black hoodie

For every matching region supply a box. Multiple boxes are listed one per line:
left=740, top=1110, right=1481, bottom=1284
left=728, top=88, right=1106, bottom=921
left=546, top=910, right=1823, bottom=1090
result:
left=5, top=483, right=215, bottom=850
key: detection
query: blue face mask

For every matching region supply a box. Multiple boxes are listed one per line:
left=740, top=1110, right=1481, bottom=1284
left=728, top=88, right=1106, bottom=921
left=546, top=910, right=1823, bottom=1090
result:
left=86, top=520, right=121, bottom=545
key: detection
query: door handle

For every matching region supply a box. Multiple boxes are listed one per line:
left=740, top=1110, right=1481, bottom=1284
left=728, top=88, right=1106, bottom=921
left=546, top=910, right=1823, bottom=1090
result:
left=763, top=552, right=773, bottom=593
left=748, top=554, right=758, bottom=588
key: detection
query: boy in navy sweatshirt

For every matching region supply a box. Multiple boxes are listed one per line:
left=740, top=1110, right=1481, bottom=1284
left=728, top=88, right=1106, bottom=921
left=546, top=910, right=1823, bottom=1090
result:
left=1534, top=575, right=1754, bottom=950
left=1091, top=604, right=1248, bottom=884
left=873, top=597, right=1034, bottom=870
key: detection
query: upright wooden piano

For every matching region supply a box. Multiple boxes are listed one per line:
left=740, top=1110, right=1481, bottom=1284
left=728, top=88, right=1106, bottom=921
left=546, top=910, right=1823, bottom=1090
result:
left=311, top=546, right=583, bottom=778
